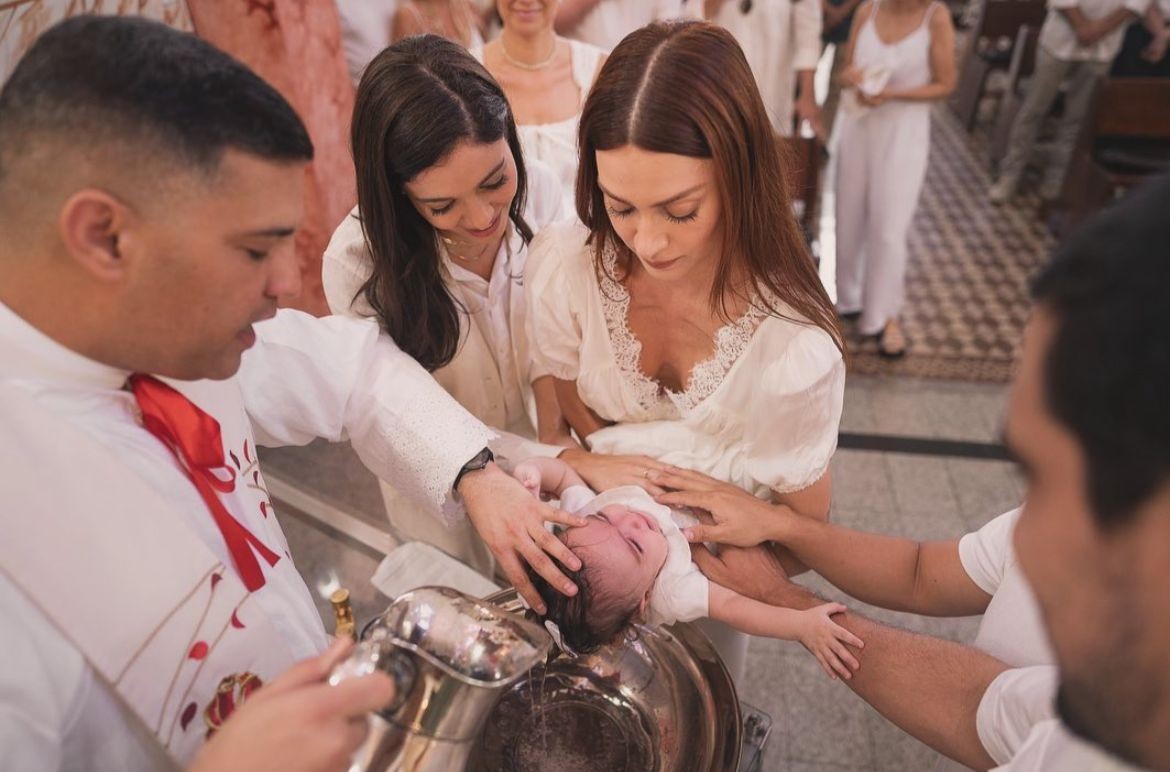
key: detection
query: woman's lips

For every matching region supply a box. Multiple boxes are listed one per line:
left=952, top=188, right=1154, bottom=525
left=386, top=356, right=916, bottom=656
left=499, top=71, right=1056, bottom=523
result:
left=465, top=212, right=502, bottom=239
left=643, top=255, right=682, bottom=271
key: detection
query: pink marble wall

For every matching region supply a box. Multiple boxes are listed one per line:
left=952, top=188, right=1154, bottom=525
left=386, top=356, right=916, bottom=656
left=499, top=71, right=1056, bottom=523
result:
left=188, top=0, right=357, bottom=315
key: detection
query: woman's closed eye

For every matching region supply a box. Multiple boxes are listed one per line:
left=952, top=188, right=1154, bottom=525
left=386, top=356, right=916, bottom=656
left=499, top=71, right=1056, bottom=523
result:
left=665, top=208, right=698, bottom=224
left=481, top=174, right=508, bottom=191
left=429, top=201, right=455, bottom=216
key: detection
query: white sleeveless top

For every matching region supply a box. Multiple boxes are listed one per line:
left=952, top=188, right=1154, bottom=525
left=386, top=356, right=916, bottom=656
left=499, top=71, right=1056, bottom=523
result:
left=474, top=39, right=606, bottom=208
left=852, top=0, right=938, bottom=102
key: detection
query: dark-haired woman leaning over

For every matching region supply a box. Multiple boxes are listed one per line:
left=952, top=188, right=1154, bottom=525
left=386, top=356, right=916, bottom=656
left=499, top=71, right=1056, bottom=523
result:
left=526, top=20, right=846, bottom=682
left=323, top=35, right=573, bottom=580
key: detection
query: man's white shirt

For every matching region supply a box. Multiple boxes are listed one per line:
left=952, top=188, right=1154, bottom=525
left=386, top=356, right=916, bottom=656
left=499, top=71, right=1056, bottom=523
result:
left=956, top=509, right=1142, bottom=770
left=0, top=302, right=492, bottom=769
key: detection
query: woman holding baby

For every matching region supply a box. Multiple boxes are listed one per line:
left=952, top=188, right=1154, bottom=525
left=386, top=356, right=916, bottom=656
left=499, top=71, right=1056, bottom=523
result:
left=526, top=20, right=847, bottom=681
left=833, top=0, right=956, bottom=357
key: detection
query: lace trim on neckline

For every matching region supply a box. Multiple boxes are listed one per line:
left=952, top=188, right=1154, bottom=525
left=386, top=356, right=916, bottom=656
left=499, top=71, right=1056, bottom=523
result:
left=597, top=244, right=772, bottom=416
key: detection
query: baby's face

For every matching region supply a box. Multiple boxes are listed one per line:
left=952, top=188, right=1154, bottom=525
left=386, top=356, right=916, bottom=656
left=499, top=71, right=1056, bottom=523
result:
left=563, top=504, right=669, bottom=603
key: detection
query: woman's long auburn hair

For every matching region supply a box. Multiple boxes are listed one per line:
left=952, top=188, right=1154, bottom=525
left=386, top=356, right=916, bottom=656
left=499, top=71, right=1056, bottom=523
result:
left=351, top=35, right=532, bottom=371
left=575, top=21, right=843, bottom=351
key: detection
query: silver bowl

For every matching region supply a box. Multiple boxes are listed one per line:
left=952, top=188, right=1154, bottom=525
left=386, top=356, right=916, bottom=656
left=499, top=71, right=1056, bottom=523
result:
left=467, top=588, right=741, bottom=772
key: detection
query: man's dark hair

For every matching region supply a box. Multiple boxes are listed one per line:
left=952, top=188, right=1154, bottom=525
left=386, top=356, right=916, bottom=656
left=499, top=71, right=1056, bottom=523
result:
left=0, top=15, right=312, bottom=183
left=1031, top=174, right=1170, bottom=527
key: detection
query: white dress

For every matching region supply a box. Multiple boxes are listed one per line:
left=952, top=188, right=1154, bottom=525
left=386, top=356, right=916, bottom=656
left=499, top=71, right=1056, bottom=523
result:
left=527, top=221, right=844, bottom=498
left=526, top=222, right=844, bottom=683
left=472, top=39, right=607, bottom=207
left=709, top=0, right=824, bottom=136
left=834, top=1, right=938, bottom=336
left=322, top=161, right=566, bottom=572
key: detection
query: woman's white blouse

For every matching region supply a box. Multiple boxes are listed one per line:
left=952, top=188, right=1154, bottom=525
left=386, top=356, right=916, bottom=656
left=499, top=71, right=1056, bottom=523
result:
left=322, top=159, right=567, bottom=453
left=526, top=222, right=844, bottom=496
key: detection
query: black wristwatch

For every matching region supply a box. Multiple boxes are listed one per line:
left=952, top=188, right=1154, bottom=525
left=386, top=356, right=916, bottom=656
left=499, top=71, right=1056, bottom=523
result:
left=453, top=447, right=494, bottom=492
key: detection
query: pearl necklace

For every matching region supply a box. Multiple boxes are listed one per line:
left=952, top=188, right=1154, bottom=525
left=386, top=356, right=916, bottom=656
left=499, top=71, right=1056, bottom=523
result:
left=499, top=36, right=558, bottom=71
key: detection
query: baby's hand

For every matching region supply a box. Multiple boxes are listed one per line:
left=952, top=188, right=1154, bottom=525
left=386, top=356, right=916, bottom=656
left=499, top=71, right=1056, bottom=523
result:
left=511, top=461, right=543, bottom=500
left=798, top=602, right=864, bottom=681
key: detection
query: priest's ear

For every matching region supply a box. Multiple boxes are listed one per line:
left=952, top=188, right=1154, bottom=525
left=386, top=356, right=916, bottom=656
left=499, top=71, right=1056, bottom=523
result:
left=57, top=188, right=136, bottom=282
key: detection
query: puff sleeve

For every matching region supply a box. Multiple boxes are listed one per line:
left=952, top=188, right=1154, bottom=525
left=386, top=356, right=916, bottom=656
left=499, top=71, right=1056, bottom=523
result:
left=742, top=326, right=844, bottom=494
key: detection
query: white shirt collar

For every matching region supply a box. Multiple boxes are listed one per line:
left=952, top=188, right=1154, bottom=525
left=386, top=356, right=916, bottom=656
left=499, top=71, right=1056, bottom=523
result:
left=0, top=300, right=129, bottom=391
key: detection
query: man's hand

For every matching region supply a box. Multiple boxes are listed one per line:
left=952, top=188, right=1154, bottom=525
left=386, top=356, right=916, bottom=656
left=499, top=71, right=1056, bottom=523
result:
left=652, top=467, right=795, bottom=546
left=188, top=639, right=395, bottom=772
left=459, top=462, right=587, bottom=613
left=689, top=542, right=794, bottom=605
left=560, top=447, right=670, bottom=495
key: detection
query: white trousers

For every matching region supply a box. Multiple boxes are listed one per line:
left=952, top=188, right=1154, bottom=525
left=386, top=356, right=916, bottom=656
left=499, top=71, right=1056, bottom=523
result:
left=834, top=102, right=931, bottom=336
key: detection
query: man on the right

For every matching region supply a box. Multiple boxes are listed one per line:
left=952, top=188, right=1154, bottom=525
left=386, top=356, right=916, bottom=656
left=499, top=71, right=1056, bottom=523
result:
left=991, top=174, right=1170, bottom=768
left=660, top=175, right=1170, bottom=770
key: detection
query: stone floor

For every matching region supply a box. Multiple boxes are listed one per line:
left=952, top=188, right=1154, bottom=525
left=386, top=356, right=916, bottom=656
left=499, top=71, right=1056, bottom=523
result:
left=259, top=374, right=1022, bottom=772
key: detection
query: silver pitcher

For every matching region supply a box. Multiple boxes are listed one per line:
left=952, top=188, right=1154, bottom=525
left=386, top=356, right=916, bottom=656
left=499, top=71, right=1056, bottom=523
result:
left=329, top=586, right=552, bottom=772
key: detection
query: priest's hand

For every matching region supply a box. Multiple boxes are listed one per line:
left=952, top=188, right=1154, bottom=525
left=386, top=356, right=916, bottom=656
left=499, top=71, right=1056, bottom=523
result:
left=188, top=638, right=394, bottom=772
left=459, top=462, right=587, bottom=613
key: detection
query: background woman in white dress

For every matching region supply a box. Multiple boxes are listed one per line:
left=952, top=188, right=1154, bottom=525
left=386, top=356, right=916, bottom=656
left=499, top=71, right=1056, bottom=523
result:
left=474, top=0, right=608, bottom=205
left=703, top=0, right=825, bottom=137
left=833, top=0, right=955, bottom=357
left=526, top=20, right=846, bottom=680
left=323, top=36, right=570, bottom=575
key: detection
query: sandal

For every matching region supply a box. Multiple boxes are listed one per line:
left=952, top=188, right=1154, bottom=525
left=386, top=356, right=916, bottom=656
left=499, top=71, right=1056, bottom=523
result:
left=877, top=319, right=907, bottom=360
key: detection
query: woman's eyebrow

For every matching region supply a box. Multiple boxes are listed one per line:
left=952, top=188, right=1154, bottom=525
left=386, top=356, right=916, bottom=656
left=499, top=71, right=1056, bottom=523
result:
left=411, top=159, right=507, bottom=204
left=598, top=183, right=705, bottom=208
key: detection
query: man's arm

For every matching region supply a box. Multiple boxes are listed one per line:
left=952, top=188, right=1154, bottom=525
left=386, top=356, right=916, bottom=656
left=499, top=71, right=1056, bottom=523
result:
left=238, top=310, right=586, bottom=613
left=693, top=544, right=1005, bottom=771
left=1060, top=5, right=1142, bottom=46
left=656, top=468, right=993, bottom=616
left=241, top=310, right=493, bottom=519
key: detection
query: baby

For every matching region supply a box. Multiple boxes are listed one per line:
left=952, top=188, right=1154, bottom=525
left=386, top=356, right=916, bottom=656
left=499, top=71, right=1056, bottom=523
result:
left=513, top=457, right=863, bottom=680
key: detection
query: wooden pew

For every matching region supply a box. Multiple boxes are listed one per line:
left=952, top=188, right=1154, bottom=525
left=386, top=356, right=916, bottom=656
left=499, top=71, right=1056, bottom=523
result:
left=1051, top=78, right=1170, bottom=236
left=949, top=0, right=1047, bottom=130
left=989, top=24, right=1040, bottom=170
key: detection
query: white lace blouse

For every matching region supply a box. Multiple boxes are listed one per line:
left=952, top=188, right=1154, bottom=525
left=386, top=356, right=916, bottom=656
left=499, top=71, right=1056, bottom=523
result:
left=526, top=222, right=845, bottom=496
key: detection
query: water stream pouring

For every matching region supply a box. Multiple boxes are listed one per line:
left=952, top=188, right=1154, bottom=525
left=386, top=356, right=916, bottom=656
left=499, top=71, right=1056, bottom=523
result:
left=330, top=586, right=552, bottom=772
